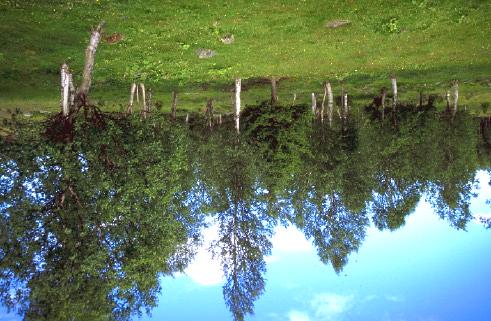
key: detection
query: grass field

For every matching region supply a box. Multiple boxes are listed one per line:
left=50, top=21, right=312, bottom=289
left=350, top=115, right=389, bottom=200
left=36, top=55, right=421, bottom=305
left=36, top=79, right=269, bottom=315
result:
left=0, top=0, right=490, bottom=113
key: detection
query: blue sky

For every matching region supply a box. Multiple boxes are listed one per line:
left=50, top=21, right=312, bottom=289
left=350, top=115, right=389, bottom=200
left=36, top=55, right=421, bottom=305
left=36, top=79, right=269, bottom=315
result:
left=1, top=172, right=491, bottom=321
left=141, top=171, right=491, bottom=321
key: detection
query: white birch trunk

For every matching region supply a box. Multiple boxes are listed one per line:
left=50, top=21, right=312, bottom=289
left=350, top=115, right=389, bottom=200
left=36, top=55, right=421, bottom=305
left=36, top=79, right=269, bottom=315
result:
left=343, top=91, right=348, bottom=119
left=77, top=22, right=104, bottom=97
left=292, top=93, right=297, bottom=105
left=390, top=75, right=398, bottom=109
left=321, top=83, right=327, bottom=123
left=127, top=83, right=137, bottom=114
left=311, top=93, right=317, bottom=115
left=61, top=63, right=70, bottom=116
left=327, top=82, right=333, bottom=127
left=186, top=113, right=189, bottom=123
left=68, top=73, right=75, bottom=108
left=140, top=83, right=146, bottom=106
left=140, top=83, right=146, bottom=118
left=235, top=78, right=241, bottom=133
left=452, top=81, right=459, bottom=114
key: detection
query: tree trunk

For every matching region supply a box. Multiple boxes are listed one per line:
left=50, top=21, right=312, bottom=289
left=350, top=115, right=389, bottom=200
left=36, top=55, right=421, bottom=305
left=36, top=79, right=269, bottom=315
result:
left=341, top=89, right=348, bottom=132
left=390, top=75, right=398, bottom=110
left=76, top=22, right=104, bottom=99
left=171, top=90, right=178, bottom=120
left=235, top=78, right=241, bottom=133
left=342, top=90, right=348, bottom=119
left=206, top=98, right=213, bottom=128
left=292, top=93, right=297, bottom=105
left=326, top=82, right=333, bottom=127
left=446, top=90, right=451, bottom=112
left=321, top=83, right=328, bottom=123
left=381, top=87, right=387, bottom=121
left=147, top=88, right=152, bottom=113
left=452, top=81, right=459, bottom=114
left=271, top=77, right=278, bottom=105
left=311, top=93, right=317, bottom=115
left=136, top=83, right=139, bottom=103
left=68, top=73, right=75, bottom=108
left=61, top=63, right=70, bottom=116
left=127, top=83, right=136, bottom=114
left=140, top=83, right=147, bottom=119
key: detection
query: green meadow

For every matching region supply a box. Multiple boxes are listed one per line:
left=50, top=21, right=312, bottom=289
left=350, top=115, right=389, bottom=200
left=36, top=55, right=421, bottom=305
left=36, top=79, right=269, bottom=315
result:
left=0, top=0, right=490, bottom=113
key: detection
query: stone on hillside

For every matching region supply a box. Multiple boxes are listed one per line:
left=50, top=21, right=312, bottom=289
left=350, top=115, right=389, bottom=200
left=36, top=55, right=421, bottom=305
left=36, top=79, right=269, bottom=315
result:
left=220, top=34, right=234, bottom=45
left=105, top=33, right=123, bottom=44
left=325, top=19, right=351, bottom=29
left=196, top=48, right=216, bottom=59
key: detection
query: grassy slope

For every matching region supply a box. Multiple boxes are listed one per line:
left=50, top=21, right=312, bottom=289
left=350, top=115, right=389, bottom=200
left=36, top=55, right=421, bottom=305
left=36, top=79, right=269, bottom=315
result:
left=0, top=0, right=490, bottom=112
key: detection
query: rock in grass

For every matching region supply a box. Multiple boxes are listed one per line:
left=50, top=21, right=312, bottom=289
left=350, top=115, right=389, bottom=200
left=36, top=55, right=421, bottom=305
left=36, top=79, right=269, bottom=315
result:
left=220, top=34, right=234, bottom=44
left=196, top=48, right=216, bottom=59
left=104, top=33, right=123, bottom=44
left=325, top=19, right=351, bottom=29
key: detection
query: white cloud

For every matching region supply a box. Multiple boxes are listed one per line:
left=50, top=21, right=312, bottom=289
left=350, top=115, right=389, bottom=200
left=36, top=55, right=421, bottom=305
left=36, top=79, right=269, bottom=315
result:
left=265, top=255, right=280, bottom=263
left=184, top=222, right=312, bottom=285
left=288, top=310, right=312, bottom=321
left=385, top=295, right=405, bottom=303
left=311, top=293, right=354, bottom=320
left=271, top=225, right=313, bottom=253
left=361, top=294, right=377, bottom=302
left=184, top=222, right=224, bottom=286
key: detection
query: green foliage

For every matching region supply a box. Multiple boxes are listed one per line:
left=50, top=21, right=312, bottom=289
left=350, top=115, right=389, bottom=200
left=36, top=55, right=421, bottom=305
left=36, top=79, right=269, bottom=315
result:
left=0, top=103, right=488, bottom=320
left=381, top=17, right=401, bottom=34
left=482, top=102, right=489, bottom=114
left=0, top=112, right=201, bottom=320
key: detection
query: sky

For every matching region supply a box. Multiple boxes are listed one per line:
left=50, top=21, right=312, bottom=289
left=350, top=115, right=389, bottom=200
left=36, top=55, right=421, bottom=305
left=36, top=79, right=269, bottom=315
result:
left=142, top=171, right=491, bottom=321
left=1, top=172, right=490, bottom=321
